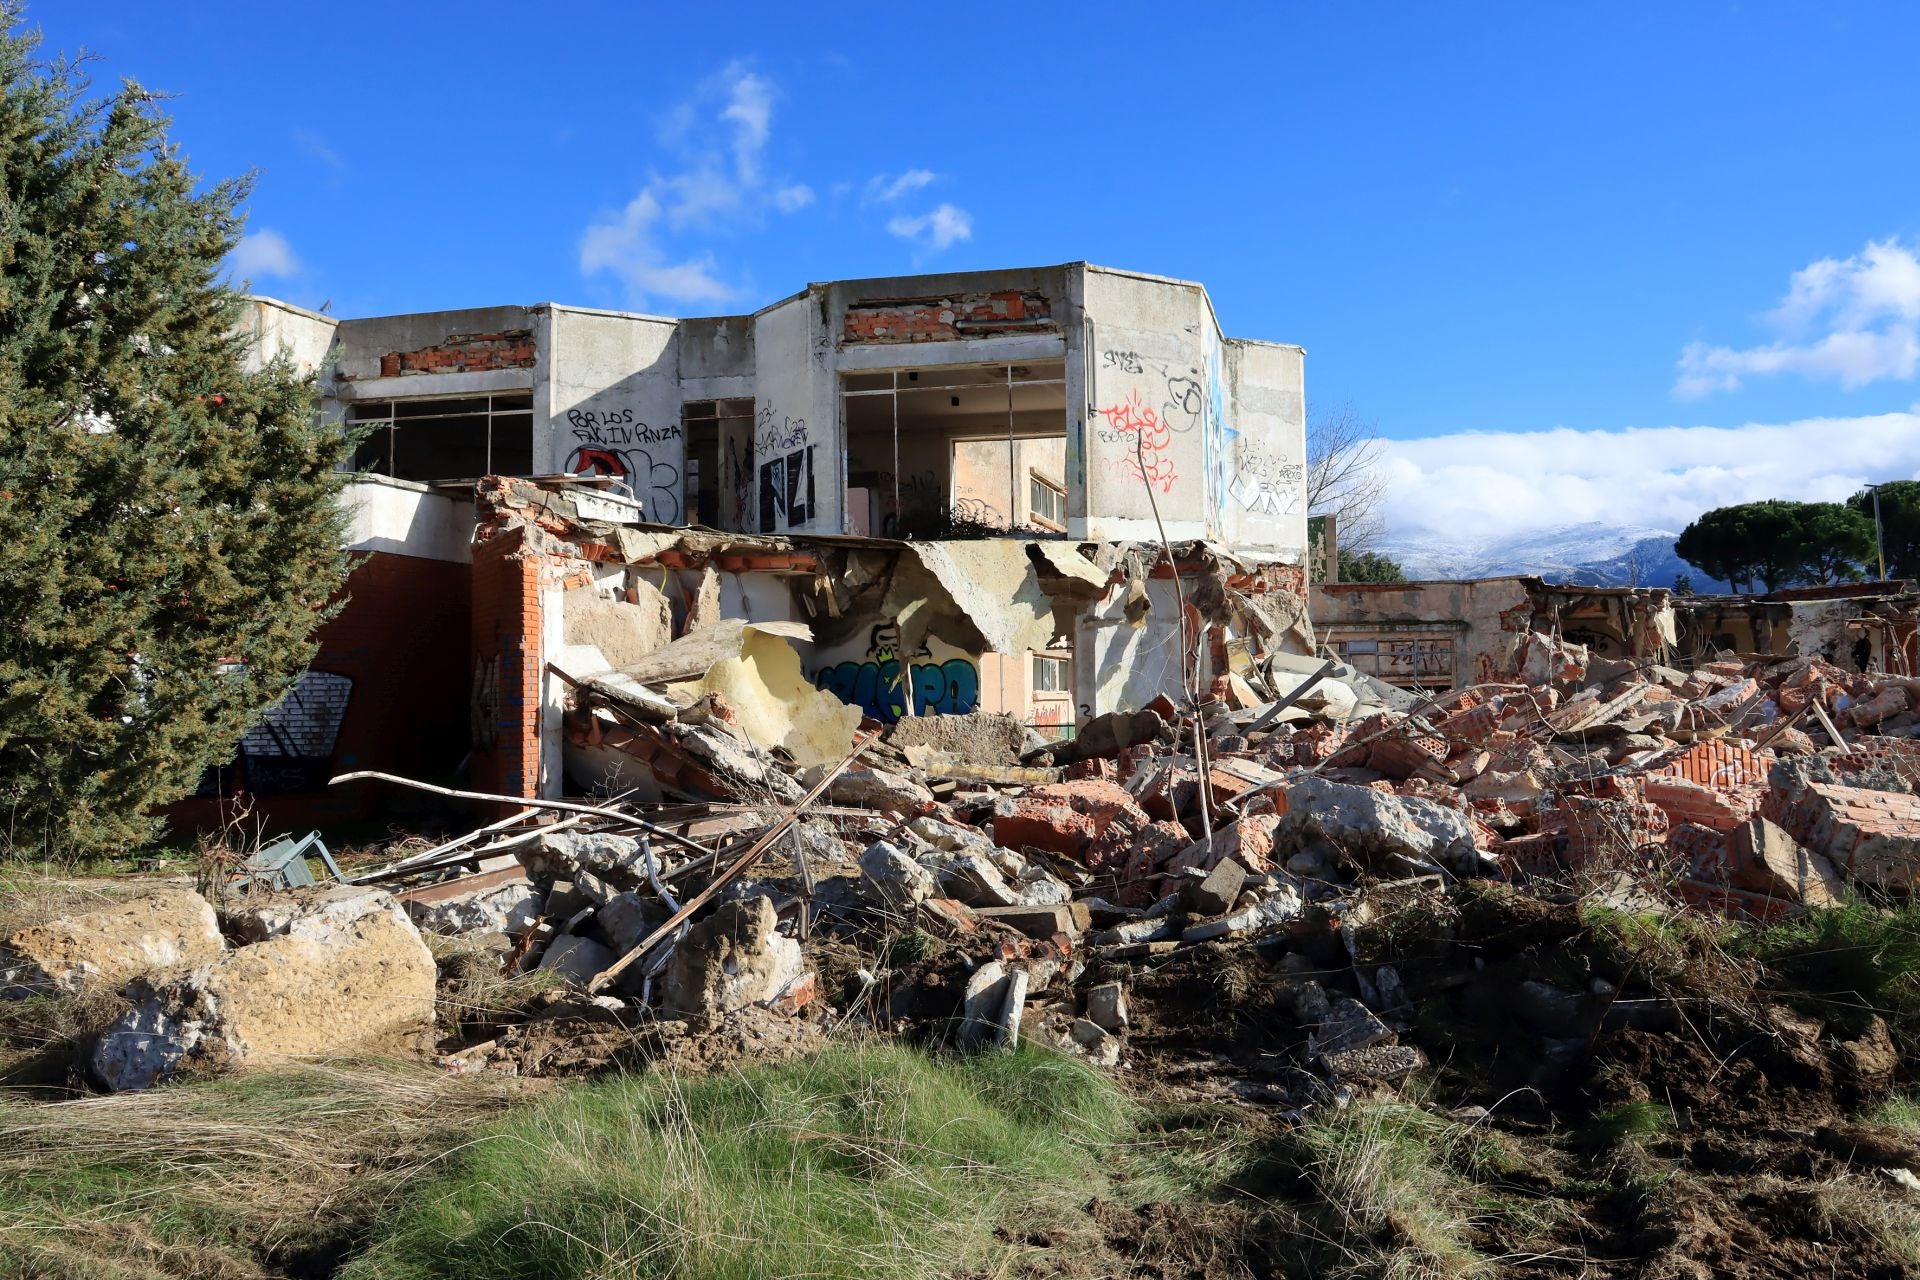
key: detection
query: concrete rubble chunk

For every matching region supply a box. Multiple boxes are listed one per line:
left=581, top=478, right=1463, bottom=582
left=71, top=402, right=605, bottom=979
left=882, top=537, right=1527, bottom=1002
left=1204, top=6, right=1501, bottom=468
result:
left=1731, top=816, right=1844, bottom=907
left=538, top=933, right=617, bottom=984
left=595, top=892, right=666, bottom=954
left=403, top=873, right=543, bottom=937
left=1184, top=855, right=1248, bottom=917
left=886, top=712, right=1031, bottom=765
left=662, top=895, right=810, bottom=1024
left=1085, top=981, right=1129, bottom=1033
left=92, top=900, right=436, bottom=1092
left=526, top=830, right=647, bottom=882
left=996, top=968, right=1030, bottom=1047
left=1070, top=1017, right=1122, bottom=1067
left=809, top=764, right=934, bottom=814
left=223, top=885, right=405, bottom=945
left=859, top=840, right=940, bottom=912
left=1282, top=776, right=1489, bottom=877
left=1323, top=1042, right=1427, bottom=1082
left=1311, top=996, right=1394, bottom=1061
left=2, top=887, right=223, bottom=997
left=971, top=902, right=1091, bottom=939
left=1181, top=887, right=1303, bottom=942
left=959, top=960, right=1009, bottom=1042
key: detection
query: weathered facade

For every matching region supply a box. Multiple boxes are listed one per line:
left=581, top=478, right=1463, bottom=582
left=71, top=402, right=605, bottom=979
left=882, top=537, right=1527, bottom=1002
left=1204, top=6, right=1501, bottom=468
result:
left=1313, top=574, right=1918, bottom=693
left=199, top=264, right=1312, bottom=824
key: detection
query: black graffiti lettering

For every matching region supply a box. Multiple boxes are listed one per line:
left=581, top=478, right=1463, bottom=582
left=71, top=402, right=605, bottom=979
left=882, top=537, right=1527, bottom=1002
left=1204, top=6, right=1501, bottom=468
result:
left=1101, top=349, right=1143, bottom=373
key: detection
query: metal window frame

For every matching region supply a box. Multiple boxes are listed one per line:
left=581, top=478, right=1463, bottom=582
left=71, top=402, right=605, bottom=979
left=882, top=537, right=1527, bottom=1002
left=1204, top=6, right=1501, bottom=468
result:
left=346, top=391, right=535, bottom=478
left=839, top=361, right=1067, bottom=530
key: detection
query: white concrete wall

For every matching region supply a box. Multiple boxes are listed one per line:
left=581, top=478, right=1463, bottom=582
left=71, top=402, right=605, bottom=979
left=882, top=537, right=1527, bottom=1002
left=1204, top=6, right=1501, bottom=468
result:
left=239, top=297, right=336, bottom=376
left=751, top=294, right=831, bottom=535
left=338, top=476, right=474, bottom=562
left=542, top=306, right=684, bottom=522
left=1221, top=339, right=1309, bottom=558
left=1081, top=268, right=1214, bottom=542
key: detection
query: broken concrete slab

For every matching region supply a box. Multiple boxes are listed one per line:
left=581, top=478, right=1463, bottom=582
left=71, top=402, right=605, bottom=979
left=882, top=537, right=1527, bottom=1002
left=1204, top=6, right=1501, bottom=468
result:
left=1184, top=857, right=1247, bottom=917
left=1, top=887, right=223, bottom=997
left=1085, top=981, right=1129, bottom=1033
left=971, top=902, right=1091, bottom=939
left=399, top=869, right=542, bottom=937
left=92, top=901, right=436, bottom=1091
left=538, top=933, right=617, bottom=985
left=809, top=764, right=934, bottom=815
left=1310, top=996, right=1395, bottom=1060
left=886, top=711, right=1031, bottom=766
left=1281, top=776, right=1489, bottom=877
left=859, top=840, right=939, bottom=912
left=222, top=884, right=405, bottom=945
left=661, top=896, right=809, bottom=1025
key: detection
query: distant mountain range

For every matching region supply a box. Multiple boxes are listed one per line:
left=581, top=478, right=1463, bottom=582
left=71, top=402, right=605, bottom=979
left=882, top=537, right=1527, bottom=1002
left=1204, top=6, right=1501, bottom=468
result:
left=1372, top=522, right=1733, bottom=591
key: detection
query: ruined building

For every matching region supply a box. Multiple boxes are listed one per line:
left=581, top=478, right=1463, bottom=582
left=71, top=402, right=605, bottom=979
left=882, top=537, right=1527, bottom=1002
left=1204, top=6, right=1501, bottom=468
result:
left=177, top=264, right=1312, bottom=830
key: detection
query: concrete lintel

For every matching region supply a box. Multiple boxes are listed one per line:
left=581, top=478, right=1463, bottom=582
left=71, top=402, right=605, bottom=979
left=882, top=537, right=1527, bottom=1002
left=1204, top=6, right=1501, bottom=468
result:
left=835, top=334, right=1067, bottom=371
left=335, top=369, right=535, bottom=401
left=681, top=375, right=757, bottom=401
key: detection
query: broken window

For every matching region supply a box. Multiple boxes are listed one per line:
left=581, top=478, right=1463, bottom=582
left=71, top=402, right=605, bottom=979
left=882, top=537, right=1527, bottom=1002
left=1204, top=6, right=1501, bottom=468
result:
left=681, top=397, right=755, bottom=529
left=1032, top=653, right=1069, bottom=693
left=841, top=362, right=1067, bottom=539
left=348, top=393, right=534, bottom=482
left=1029, top=471, right=1066, bottom=530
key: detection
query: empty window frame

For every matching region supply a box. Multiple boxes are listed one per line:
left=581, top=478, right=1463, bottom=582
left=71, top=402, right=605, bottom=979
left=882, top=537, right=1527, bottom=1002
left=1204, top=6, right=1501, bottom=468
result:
left=1032, top=653, right=1069, bottom=694
left=681, top=397, right=755, bottom=529
left=1028, top=471, right=1066, bottom=530
left=840, top=362, right=1067, bottom=539
left=348, top=393, right=534, bottom=482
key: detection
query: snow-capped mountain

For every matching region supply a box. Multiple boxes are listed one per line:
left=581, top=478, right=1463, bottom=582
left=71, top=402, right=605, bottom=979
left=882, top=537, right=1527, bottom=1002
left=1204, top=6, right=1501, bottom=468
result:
left=1372, top=523, right=1731, bottom=590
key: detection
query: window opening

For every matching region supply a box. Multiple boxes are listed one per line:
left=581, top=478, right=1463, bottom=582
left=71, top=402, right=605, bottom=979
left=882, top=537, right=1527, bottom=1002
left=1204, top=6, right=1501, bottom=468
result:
left=348, top=392, right=533, bottom=482
left=840, top=362, right=1066, bottom=538
left=681, top=397, right=754, bottom=529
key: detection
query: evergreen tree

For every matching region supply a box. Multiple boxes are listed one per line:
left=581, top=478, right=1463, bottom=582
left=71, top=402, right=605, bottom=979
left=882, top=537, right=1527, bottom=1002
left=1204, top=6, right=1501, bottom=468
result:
left=1849, top=480, right=1920, bottom=581
left=1337, top=549, right=1408, bottom=583
left=0, top=16, right=351, bottom=859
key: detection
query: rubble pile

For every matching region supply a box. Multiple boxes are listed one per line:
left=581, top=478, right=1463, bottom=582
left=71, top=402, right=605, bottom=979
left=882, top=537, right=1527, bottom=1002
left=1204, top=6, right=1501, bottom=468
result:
left=9, top=625, right=1920, bottom=1117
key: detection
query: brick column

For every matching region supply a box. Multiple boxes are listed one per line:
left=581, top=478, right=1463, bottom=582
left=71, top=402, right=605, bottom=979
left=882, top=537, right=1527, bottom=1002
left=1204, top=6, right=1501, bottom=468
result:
left=470, top=527, right=545, bottom=799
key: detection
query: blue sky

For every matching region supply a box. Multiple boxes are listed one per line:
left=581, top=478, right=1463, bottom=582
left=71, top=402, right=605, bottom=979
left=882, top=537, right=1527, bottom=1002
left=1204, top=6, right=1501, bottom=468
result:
left=52, top=2, right=1920, bottom=543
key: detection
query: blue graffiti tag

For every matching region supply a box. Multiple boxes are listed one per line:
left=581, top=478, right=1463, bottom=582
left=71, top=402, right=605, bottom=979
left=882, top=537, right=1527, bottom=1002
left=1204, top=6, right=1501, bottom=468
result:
left=813, top=658, right=980, bottom=723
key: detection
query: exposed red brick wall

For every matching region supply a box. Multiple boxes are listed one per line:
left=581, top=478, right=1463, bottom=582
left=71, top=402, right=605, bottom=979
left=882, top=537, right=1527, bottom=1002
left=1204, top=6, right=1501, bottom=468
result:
left=166, top=550, right=472, bottom=835
left=469, top=528, right=544, bottom=800
left=842, top=292, right=1053, bottom=344
left=378, top=329, right=537, bottom=377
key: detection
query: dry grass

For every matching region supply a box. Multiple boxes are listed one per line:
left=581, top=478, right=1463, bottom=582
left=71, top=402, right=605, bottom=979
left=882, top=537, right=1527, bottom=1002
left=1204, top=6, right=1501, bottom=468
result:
left=1815, top=1175, right=1920, bottom=1268
left=0, top=1058, right=530, bottom=1279
left=1286, top=1103, right=1492, bottom=1280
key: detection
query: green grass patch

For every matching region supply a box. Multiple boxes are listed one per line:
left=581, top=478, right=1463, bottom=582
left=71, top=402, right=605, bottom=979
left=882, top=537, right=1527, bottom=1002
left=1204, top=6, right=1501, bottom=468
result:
left=344, top=1044, right=1127, bottom=1280
left=1735, top=900, right=1920, bottom=1042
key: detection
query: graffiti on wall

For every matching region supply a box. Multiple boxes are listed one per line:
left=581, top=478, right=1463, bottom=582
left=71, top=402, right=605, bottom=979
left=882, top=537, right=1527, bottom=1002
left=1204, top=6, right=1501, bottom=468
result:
left=754, top=406, right=808, bottom=453
left=759, top=444, right=815, bottom=531
left=567, top=445, right=683, bottom=525
left=812, top=623, right=980, bottom=723
left=566, top=408, right=683, bottom=447
left=206, top=670, right=356, bottom=795
left=1094, top=389, right=1178, bottom=493
left=1227, top=449, right=1304, bottom=515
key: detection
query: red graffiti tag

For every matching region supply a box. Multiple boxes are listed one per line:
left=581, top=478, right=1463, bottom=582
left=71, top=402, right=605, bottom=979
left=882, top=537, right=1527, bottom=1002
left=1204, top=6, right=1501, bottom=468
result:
left=1098, top=390, right=1178, bottom=493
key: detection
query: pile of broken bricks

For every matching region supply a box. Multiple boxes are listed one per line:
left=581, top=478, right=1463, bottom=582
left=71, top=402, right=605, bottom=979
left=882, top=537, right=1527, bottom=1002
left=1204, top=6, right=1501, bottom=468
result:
left=9, top=622, right=1920, bottom=1109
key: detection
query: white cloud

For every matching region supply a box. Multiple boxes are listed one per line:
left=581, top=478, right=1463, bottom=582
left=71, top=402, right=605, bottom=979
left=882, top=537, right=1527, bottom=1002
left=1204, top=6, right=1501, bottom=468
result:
left=865, top=169, right=937, bottom=204
left=1378, top=409, right=1920, bottom=543
left=230, top=229, right=299, bottom=280
left=579, top=192, right=735, bottom=306
left=1676, top=237, right=1920, bottom=397
left=887, top=202, right=972, bottom=252
left=293, top=129, right=343, bottom=171
left=718, top=62, right=772, bottom=184
left=581, top=62, right=812, bottom=310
